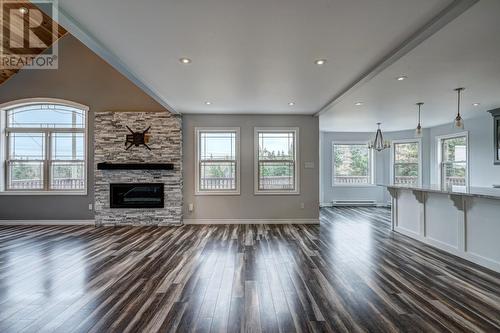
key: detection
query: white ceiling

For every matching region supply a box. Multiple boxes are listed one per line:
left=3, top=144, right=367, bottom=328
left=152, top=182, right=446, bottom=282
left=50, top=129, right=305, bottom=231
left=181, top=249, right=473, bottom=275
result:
left=320, top=0, right=500, bottom=131
left=58, top=0, right=457, bottom=117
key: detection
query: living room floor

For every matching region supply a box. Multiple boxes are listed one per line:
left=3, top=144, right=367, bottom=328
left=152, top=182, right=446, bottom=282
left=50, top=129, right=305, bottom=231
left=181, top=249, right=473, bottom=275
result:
left=0, top=207, right=499, bottom=333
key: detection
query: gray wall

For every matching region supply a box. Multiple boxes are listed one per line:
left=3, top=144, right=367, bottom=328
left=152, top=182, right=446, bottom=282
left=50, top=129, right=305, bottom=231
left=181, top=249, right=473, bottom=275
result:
left=183, top=114, right=320, bottom=220
left=0, top=35, right=167, bottom=220
left=320, top=129, right=431, bottom=205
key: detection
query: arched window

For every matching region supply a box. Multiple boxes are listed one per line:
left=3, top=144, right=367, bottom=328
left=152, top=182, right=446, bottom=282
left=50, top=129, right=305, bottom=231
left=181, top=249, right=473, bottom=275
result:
left=1, top=99, right=88, bottom=193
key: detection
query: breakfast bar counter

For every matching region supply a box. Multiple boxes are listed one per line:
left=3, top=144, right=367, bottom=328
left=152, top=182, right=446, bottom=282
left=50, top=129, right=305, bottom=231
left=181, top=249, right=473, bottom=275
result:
left=380, top=184, right=500, bottom=273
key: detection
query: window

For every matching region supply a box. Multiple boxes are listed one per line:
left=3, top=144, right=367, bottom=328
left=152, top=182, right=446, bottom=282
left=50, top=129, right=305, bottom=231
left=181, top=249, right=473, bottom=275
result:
left=332, top=143, right=372, bottom=185
left=392, top=140, right=421, bottom=186
left=439, top=134, right=468, bottom=187
left=255, top=128, right=299, bottom=194
left=2, top=100, right=88, bottom=193
left=195, top=127, right=240, bottom=195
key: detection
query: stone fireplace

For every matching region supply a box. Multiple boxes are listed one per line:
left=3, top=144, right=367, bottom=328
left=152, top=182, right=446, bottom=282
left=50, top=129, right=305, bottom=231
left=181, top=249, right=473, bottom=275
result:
left=94, top=111, right=182, bottom=226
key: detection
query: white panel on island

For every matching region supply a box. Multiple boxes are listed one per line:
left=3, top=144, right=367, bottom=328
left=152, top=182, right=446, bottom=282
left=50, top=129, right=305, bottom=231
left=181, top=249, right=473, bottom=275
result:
left=381, top=184, right=500, bottom=273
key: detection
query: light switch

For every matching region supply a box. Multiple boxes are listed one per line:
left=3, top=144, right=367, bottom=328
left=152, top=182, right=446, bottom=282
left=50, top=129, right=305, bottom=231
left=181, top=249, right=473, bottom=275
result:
left=188, top=203, right=194, bottom=212
left=304, top=162, right=314, bottom=169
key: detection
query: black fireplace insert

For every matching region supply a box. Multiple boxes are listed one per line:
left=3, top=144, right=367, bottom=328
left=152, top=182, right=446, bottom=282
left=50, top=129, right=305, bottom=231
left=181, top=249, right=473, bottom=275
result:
left=110, top=183, right=164, bottom=208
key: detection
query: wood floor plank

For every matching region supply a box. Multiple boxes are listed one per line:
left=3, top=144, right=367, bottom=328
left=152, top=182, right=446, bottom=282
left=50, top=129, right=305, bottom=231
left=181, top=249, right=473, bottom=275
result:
left=0, top=207, right=499, bottom=332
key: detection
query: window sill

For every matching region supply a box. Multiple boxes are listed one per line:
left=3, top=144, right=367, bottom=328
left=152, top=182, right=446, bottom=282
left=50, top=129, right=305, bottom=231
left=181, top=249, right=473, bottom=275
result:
left=254, top=191, right=301, bottom=196
left=0, top=191, right=88, bottom=196
left=331, top=184, right=377, bottom=188
left=194, top=191, right=241, bottom=196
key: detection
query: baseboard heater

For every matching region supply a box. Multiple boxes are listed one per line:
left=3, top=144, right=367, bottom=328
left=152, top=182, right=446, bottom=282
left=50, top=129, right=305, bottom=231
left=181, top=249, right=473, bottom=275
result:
left=332, top=200, right=377, bottom=206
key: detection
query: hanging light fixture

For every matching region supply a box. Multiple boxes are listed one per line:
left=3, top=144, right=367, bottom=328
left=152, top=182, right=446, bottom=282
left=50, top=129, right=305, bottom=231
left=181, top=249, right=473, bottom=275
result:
left=415, top=102, right=423, bottom=138
left=454, top=87, right=465, bottom=129
left=368, top=122, right=390, bottom=151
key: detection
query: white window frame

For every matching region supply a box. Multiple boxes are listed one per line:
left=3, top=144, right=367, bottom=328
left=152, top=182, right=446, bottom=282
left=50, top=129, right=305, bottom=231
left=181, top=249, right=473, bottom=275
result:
left=390, top=138, right=422, bottom=186
left=332, top=141, right=374, bottom=187
left=436, top=131, right=469, bottom=187
left=195, top=127, right=240, bottom=195
left=254, top=127, right=300, bottom=195
left=0, top=98, right=89, bottom=195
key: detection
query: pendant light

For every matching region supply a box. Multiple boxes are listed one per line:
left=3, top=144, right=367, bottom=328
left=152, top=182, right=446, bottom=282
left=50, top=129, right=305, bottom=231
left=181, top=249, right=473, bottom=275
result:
left=415, top=102, right=423, bottom=138
left=454, top=87, right=465, bottom=129
left=368, top=122, right=390, bottom=151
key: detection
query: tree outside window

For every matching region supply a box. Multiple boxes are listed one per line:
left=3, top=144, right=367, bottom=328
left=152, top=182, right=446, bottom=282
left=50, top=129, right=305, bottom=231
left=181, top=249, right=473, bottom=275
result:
left=196, top=129, right=239, bottom=194
left=333, top=144, right=371, bottom=185
left=393, top=142, right=420, bottom=185
left=256, top=129, right=298, bottom=194
left=441, top=136, right=467, bottom=186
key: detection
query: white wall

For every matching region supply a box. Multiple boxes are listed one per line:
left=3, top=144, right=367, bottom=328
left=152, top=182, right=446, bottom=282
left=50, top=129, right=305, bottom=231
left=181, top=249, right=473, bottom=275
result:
left=430, top=113, right=500, bottom=187
left=321, top=112, right=499, bottom=205
left=320, top=131, right=385, bottom=205
left=320, top=129, right=430, bottom=205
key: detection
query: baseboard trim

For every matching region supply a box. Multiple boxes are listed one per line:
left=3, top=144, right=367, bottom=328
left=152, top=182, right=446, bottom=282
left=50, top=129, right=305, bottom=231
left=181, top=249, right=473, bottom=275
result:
left=395, top=226, right=500, bottom=274
left=394, top=226, right=421, bottom=239
left=183, top=218, right=320, bottom=225
left=0, top=220, right=96, bottom=226
left=328, top=203, right=390, bottom=207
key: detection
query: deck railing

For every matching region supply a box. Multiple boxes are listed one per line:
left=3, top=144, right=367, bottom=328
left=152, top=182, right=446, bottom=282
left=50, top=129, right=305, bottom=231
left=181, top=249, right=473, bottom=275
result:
left=444, top=177, right=466, bottom=186
left=9, top=178, right=85, bottom=190
left=200, top=177, right=236, bottom=190
left=333, top=176, right=370, bottom=184
left=200, top=176, right=293, bottom=190
left=259, top=176, right=294, bottom=189
left=334, top=175, right=466, bottom=186
left=10, top=176, right=467, bottom=190
left=394, top=176, right=418, bottom=185
left=334, top=176, right=418, bottom=186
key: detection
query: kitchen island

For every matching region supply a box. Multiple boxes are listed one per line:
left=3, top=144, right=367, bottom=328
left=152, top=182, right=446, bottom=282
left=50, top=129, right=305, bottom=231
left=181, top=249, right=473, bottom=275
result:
left=381, top=184, right=500, bottom=273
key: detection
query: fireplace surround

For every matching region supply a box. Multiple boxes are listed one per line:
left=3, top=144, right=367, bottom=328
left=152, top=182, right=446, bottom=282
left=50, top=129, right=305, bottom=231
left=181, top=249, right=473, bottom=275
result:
left=94, top=111, right=182, bottom=226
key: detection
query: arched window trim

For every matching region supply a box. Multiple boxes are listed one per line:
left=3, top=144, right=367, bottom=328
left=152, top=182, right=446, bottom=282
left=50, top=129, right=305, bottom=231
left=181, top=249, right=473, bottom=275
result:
left=0, top=98, right=88, bottom=195
left=0, top=98, right=89, bottom=112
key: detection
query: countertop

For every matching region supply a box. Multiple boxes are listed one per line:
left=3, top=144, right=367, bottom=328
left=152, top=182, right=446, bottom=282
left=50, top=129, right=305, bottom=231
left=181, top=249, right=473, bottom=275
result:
left=378, top=184, right=500, bottom=200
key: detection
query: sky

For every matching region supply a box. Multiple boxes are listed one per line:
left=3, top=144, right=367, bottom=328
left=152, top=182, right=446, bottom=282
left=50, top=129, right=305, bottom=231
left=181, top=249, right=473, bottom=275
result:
left=7, top=106, right=84, bottom=160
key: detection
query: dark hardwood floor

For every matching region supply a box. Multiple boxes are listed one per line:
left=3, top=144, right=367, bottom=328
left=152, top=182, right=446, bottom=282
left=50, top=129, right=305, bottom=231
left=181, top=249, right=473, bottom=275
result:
left=0, top=207, right=499, bottom=332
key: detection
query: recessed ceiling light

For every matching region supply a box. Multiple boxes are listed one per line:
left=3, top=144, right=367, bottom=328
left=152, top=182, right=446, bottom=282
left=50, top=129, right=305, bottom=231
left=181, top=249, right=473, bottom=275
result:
left=472, top=103, right=480, bottom=106
left=396, top=75, right=408, bottom=81
left=314, top=59, right=327, bottom=66
left=205, top=101, right=212, bottom=105
left=288, top=102, right=295, bottom=106
left=179, top=58, right=191, bottom=64
left=354, top=102, right=364, bottom=106
left=19, top=7, right=28, bottom=14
